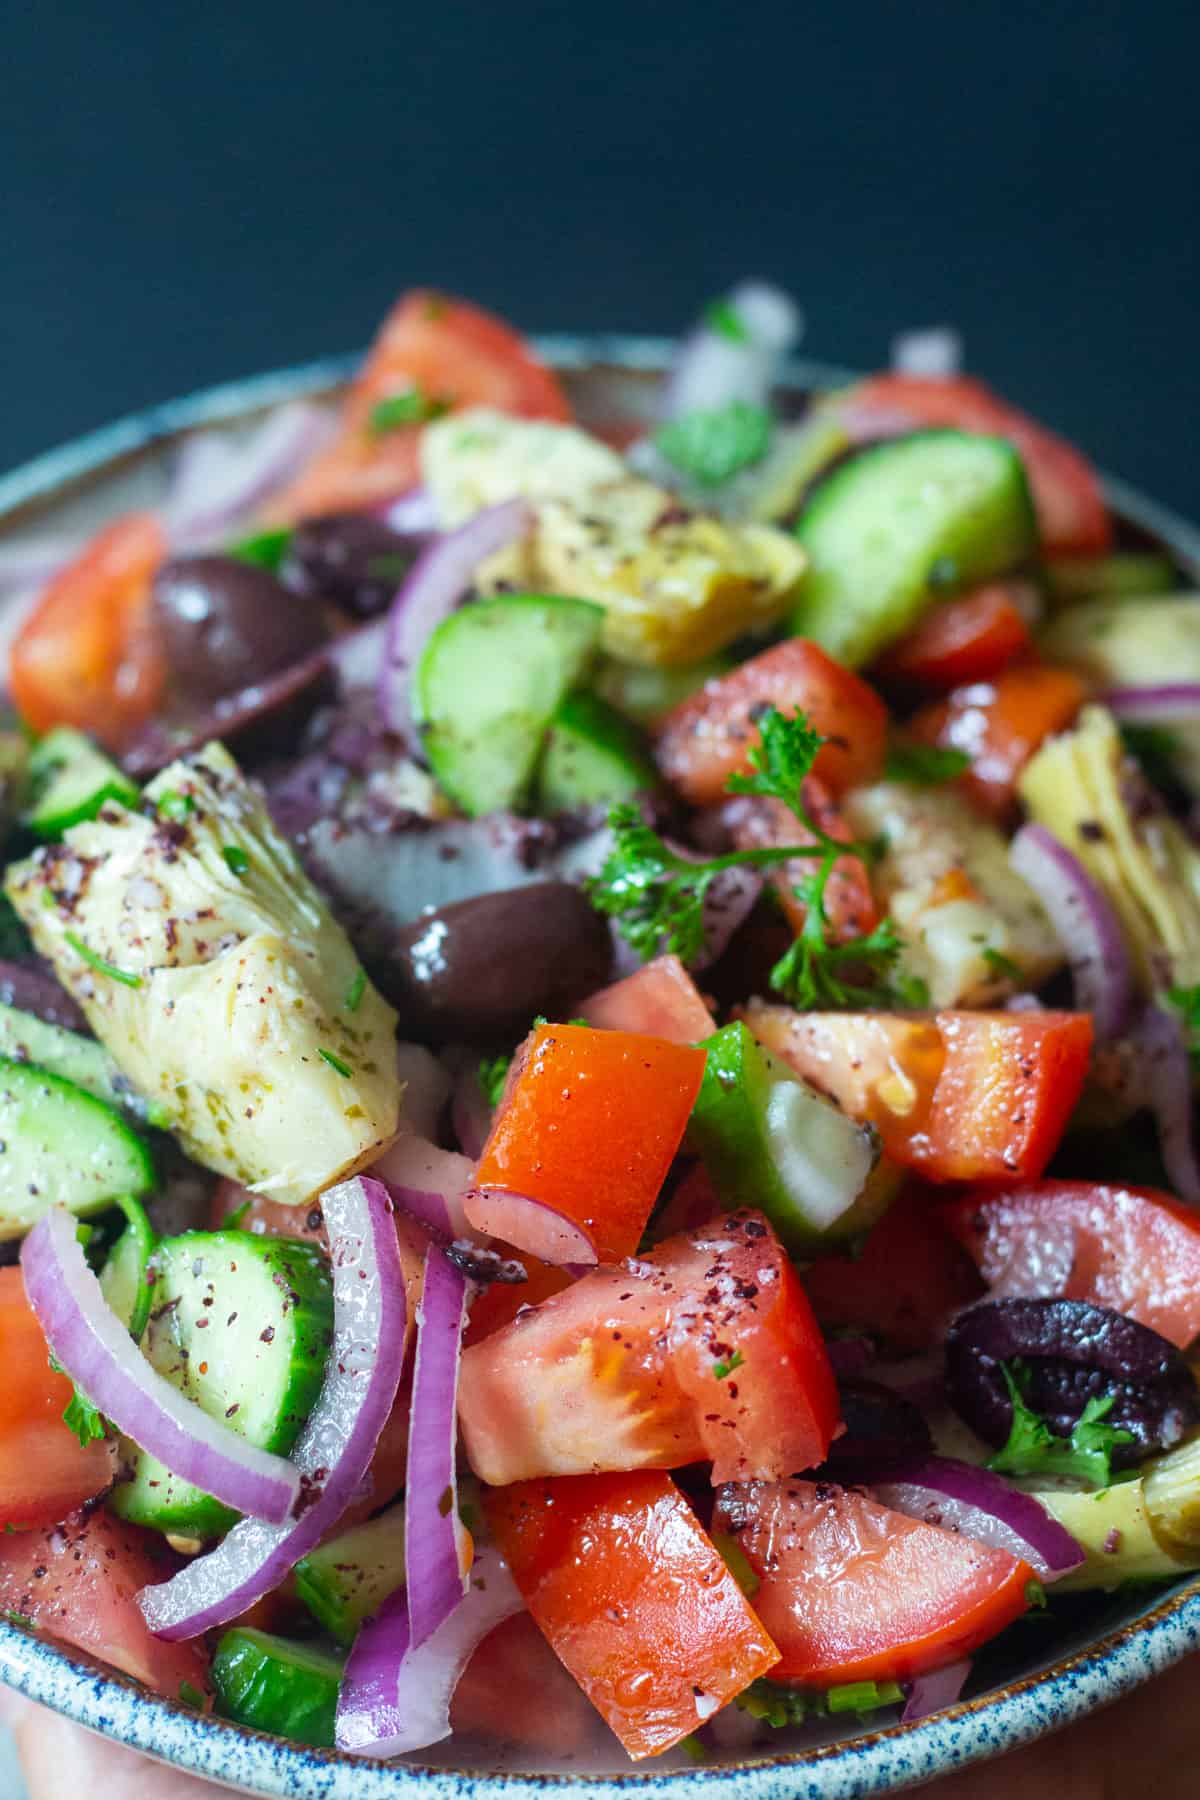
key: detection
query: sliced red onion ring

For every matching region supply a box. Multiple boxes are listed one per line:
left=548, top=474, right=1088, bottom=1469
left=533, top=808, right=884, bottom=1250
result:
left=373, top=1133, right=476, bottom=1239
left=1127, top=1004, right=1200, bottom=1205
left=0, top=538, right=79, bottom=592
left=328, top=617, right=388, bottom=692
left=867, top=1454, right=1084, bottom=1581
left=394, top=1041, right=452, bottom=1143
left=902, top=1659, right=971, bottom=1723
left=463, top=1188, right=597, bottom=1266
left=137, top=1175, right=406, bottom=1639
left=664, top=281, right=802, bottom=420
left=165, top=403, right=334, bottom=545
left=378, top=487, right=440, bottom=534
left=1103, top=684, right=1200, bottom=723
left=21, top=1208, right=299, bottom=1524
left=377, top=499, right=533, bottom=745
left=1009, top=823, right=1134, bottom=1041
left=890, top=328, right=963, bottom=379
left=336, top=1543, right=522, bottom=1757
left=404, top=1245, right=470, bottom=1648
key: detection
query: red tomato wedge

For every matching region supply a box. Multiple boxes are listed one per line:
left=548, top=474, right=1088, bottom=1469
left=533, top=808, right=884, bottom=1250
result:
left=654, top=638, right=888, bottom=805
left=841, top=373, right=1112, bottom=556
left=581, top=954, right=715, bottom=1044
left=0, top=1267, right=114, bottom=1530
left=741, top=1004, right=1092, bottom=1183
left=466, top=1022, right=707, bottom=1264
left=942, top=1180, right=1200, bottom=1349
left=803, top=1186, right=983, bottom=1353
left=0, top=1509, right=211, bottom=1699
left=729, top=780, right=878, bottom=945
left=458, top=1210, right=838, bottom=1487
left=463, top=1253, right=572, bottom=1348
left=908, top=663, right=1087, bottom=820
left=485, top=1470, right=779, bottom=1758
left=9, top=513, right=167, bottom=749
left=878, top=582, right=1035, bottom=691
left=266, top=290, right=570, bottom=521
left=715, top=1479, right=1032, bottom=1686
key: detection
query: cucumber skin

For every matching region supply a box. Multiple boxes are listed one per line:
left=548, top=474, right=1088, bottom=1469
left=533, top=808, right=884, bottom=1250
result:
left=791, top=430, right=1037, bottom=667
left=295, top=1504, right=407, bottom=1646
left=0, top=1001, right=148, bottom=1122
left=212, top=1627, right=343, bottom=1748
left=98, top=1195, right=158, bottom=1340
left=0, top=1055, right=155, bottom=1239
left=26, top=727, right=138, bottom=839
left=538, top=690, right=658, bottom=812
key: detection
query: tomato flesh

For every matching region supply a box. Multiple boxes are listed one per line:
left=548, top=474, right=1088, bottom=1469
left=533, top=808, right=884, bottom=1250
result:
left=0, top=1509, right=210, bottom=1698
left=654, top=637, right=888, bottom=806
left=457, top=1210, right=838, bottom=1486
left=909, top=663, right=1086, bottom=819
left=879, top=582, right=1034, bottom=690
left=942, top=1179, right=1200, bottom=1349
left=716, top=1479, right=1032, bottom=1686
left=9, top=513, right=167, bottom=749
left=581, top=954, right=715, bottom=1044
left=729, top=779, right=878, bottom=945
left=0, top=1268, right=114, bottom=1529
left=485, top=1470, right=779, bottom=1758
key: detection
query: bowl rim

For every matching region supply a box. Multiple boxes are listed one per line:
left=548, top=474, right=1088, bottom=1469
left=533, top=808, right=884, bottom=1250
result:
left=1, top=334, right=1199, bottom=1799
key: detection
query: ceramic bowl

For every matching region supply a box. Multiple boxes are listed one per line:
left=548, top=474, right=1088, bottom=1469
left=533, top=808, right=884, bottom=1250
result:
left=1, top=338, right=1199, bottom=1798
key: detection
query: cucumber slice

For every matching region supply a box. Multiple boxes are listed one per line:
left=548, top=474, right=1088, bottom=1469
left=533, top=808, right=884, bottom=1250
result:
left=791, top=431, right=1037, bottom=667
left=592, top=652, right=733, bottom=727
left=686, top=1022, right=880, bottom=1251
left=0, top=1057, right=154, bottom=1238
left=414, top=593, right=604, bottom=816
left=110, top=1229, right=333, bottom=1537
left=1044, top=551, right=1178, bottom=606
left=212, top=1627, right=342, bottom=1747
left=98, top=1195, right=158, bottom=1340
left=538, top=691, right=658, bottom=812
left=295, top=1502, right=406, bottom=1646
left=25, top=727, right=138, bottom=838
left=0, top=1001, right=155, bottom=1124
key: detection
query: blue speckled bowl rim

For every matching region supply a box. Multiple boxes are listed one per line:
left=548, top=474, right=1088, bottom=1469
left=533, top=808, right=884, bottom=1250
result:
left=1, top=335, right=1199, bottom=1798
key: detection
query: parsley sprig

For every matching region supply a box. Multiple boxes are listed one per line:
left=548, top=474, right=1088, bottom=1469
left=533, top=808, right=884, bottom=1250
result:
left=588, top=705, right=911, bottom=1010
left=988, top=1361, right=1134, bottom=1489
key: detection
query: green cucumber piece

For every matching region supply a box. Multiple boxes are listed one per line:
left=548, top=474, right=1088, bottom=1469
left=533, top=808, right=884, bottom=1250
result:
left=537, top=691, right=658, bottom=812
left=791, top=430, right=1037, bottom=667
left=110, top=1229, right=333, bottom=1537
left=25, top=727, right=138, bottom=838
left=0, top=1001, right=156, bottom=1124
left=295, top=1502, right=406, bottom=1646
left=414, top=593, right=604, bottom=816
left=1044, top=551, right=1178, bottom=606
left=592, top=652, right=734, bottom=727
left=212, top=1627, right=342, bottom=1747
left=687, top=1022, right=880, bottom=1252
left=0, top=1057, right=154, bottom=1238
left=98, top=1195, right=158, bottom=1340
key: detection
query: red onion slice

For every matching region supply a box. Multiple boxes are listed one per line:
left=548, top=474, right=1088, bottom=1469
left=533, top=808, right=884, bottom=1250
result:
left=165, top=403, right=334, bottom=545
left=1127, top=1004, right=1200, bottom=1205
left=336, top=1544, right=522, bottom=1757
left=462, top=1188, right=597, bottom=1266
left=1103, top=684, right=1200, bottom=722
left=0, top=538, right=80, bottom=592
left=21, top=1208, right=300, bottom=1524
left=0, top=961, right=88, bottom=1032
left=137, top=1175, right=406, bottom=1639
left=378, top=487, right=440, bottom=534
left=404, top=1245, right=470, bottom=1648
left=377, top=499, right=533, bottom=744
left=867, top=1454, right=1084, bottom=1581
left=902, top=1658, right=971, bottom=1723
left=373, top=1133, right=476, bottom=1239
left=1009, top=823, right=1134, bottom=1041
left=394, top=1041, right=452, bottom=1143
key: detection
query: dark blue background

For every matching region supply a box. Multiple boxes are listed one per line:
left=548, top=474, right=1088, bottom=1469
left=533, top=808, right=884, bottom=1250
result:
left=2, top=0, right=1197, bottom=513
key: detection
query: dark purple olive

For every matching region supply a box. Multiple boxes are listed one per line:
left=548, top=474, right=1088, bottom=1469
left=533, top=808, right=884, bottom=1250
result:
left=822, top=1379, right=934, bottom=1471
left=122, top=651, right=332, bottom=779
left=281, top=514, right=424, bottom=620
left=153, top=555, right=330, bottom=703
left=371, top=881, right=612, bottom=1041
left=945, top=1296, right=1198, bottom=1467
left=0, top=958, right=88, bottom=1032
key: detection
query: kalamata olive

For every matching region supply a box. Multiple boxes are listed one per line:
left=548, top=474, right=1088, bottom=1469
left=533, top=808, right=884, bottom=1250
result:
left=945, top=1296, right=1198, bottom=1468
left=822, top=1379, right=934, bottom=1470
left=122, top=650, right=332, bottom=779
left=153, top=555, right=330, bottom=703
left=372, top=882, right=612, bottom=1041
left=281, top=514, right=424, bottom=620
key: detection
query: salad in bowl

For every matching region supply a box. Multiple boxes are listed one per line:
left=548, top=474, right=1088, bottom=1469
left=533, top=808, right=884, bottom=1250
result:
left=0, top=280, right=1199, bottom=1782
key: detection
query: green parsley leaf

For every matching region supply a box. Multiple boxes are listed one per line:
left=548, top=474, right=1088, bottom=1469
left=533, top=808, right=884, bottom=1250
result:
left=987, top=1362, right=1134, bottom=1488
left=344, top=967, right=367, bottom=1013
left=982, top=947, right=1023, bottom=982
left=826, top=1679, right=904, bottom=1715
left=318, top=1047, right=353, bottom=1078
left=704, top=297, right=749, bottom=343
left=227, top=526, right=293, bottom=573
left=1, top=1610, right=34, bottom=1629
left=0, top=892, right=32, bottom=962
left=736, top=1677, right=902, bottom=1727
left=653, top=400, right=771, bottom=488
left=222, top=845, right=249, bottom=877
left=727, top=704, right=824, bottom=811
left=884, top=742, right=971, bottom=786
left=478, top=1052, right=511, bottom=1109
left=713, top=1348, right=745, bottom=1380
left=1120, top=722, right=1183, bottom=796
left=157, top=789, right=194, bottom=822
left=64, top=931, right=141, bottom=988
left=1167, top=983, right=1200, bottom=1069
left=369, top=386, right=451, bottom=434
left=62, top=1386, right=107, bottom=1447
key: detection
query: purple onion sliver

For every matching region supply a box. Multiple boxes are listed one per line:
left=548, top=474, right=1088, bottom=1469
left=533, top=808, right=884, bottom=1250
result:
left=1103, top=684, right=1200, bottom=721
left=404, top=1246, right=470, bottom=1649
left=0, top=960, right=89, bottom=1032
left=137, top=1175, right=406, bottom=1639
left=0, top=539, right=77, bottom=592
left=866, top=1453, right=1084, bottom=1580
left=1009, top=823, right=1134, bottom=1042
left=165, top=403, right=334, bottom=545
left=1129, top=1004, right=1200, bottom=1206
left=378, top=487, right=441, bottom=534
left=373, top=1133, right=476, bottom=1238
left=902, top=1658, right=971, bottom=1723
left=21, top=1210, right=299, bottom=1524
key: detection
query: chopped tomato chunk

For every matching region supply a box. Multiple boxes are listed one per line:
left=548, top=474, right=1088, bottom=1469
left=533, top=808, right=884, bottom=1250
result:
left=9, top=513, right=167, bottom=749
left=841, top=373, right=1112, bottom=556
left=581, top=954, right=715, bottom=1044
left=458, top=1210, right=838, bottom=1486
left=0, top=1267, right=114, bottom=1529
left=266, top=290, right=570, bottom=521
left=485, top=1470, right=779, bottom=1758
left=728, top=779, right=878, bottom=944
left=715, top=1479, right=1032, bottom=1686
left=463, top=1253, right=572, bottom=1348
left=0, top=1510, right=210, bottom=1699
left=942, top=1180, right=1200, bottom=1349
left=466, top=1022, right=707, bottom=1263
left=879, top=582, right=1035, bottom=690
left=909, top=663, right=1086, bottom=819
left=654, top=638, right=887, bottom=805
